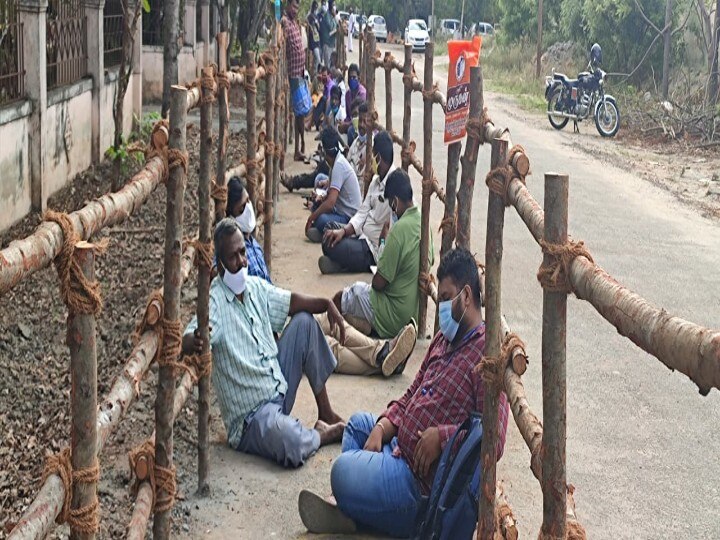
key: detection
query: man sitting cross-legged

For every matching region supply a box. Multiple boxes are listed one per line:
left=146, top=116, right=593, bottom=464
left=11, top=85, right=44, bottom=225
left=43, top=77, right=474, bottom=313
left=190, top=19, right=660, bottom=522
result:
left=318, top=130, right=394, bottom=275
left=298, top=248, right=511, bottom=537
left=331, top=169, right=433, bottom=360
left=183, top=218, right=346, bottom=468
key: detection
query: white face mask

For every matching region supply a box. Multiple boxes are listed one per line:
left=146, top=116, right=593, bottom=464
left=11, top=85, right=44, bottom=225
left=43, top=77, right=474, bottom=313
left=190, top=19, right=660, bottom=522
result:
left=235, top=202, right=256, bottom=234
left=222, top=265, right=248, bottom=295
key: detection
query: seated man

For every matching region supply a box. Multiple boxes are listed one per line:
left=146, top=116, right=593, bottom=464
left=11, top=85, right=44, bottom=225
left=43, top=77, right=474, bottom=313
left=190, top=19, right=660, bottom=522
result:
left=318, top=130, right=393, bottom=274
left=305, top=127, right=362, bottom=242
left=324, top=85, right=346, bottom=129
left=331, top=169, right=433, bottom=343
left=183, top=218, right=346, bottom=468
left=298, top=248, right=511, bottom=536
left=225, top=176, right=271, bottom=283
left=345, top=101, right=369, bottom=186
left=338, top=63, right=367, bottom=144
left=312, top=66, right=335, bottom=130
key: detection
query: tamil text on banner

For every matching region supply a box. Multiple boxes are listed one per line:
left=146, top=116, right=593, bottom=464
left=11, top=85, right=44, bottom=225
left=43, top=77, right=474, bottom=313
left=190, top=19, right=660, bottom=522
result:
left=444, top=36, right=482, bottom=144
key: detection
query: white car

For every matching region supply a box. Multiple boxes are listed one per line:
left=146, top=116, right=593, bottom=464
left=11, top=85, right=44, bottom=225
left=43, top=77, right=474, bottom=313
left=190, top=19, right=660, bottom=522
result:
left=404, top=19, right=430, bottom=52
left=439, top=18, right=462, bottom=39
left=470, top=22, right=495, bottom=37
left=367, top=14, right=388, bottom=42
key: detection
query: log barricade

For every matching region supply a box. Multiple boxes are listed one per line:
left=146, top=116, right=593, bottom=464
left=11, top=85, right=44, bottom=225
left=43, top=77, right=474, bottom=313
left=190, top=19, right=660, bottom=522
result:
left=365, top=33, right=718, bottom=539
left=6, top=27, right=289, bottom=539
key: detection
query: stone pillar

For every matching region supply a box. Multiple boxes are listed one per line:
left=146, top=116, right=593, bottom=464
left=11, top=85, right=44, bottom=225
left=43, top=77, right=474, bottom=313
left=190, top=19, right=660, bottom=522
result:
left=17, top=0, right=48, bottom=212
left=85, top=0, right=105, bottom=163
left=185, top=0, right=197, bottom=46
left=200, top=0, right=210, bottom=66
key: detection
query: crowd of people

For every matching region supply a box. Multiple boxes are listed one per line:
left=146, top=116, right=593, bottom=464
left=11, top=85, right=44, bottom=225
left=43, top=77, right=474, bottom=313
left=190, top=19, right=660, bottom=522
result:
left=180, top=0, right=511, bottom=536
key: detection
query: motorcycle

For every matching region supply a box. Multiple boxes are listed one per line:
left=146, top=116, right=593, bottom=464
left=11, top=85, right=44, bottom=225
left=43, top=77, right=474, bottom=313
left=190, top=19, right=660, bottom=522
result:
left=544, top=44, right=620, bottom=137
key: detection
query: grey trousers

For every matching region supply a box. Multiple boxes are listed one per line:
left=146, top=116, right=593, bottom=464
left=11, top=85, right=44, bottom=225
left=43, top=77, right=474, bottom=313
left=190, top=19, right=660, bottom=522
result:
left=322, top=236, right=375, bottom=273
left=236, top=312, right=338, bottom=468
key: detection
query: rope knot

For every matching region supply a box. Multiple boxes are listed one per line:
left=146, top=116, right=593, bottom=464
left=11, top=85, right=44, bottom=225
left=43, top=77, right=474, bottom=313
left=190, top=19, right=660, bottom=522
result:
left=201, top=66, right=218, bottom=103
left=475, top=355, right=504, bottom=389
left=167, top=148, right=189, bottom=176
left=466, top=117, right=483, bottom=142
left=193, top=239, right=214, bottom=271
left=159, top=317, right=183, bottom=370
left=485, top=166, right=515, bottom=207
left=537, top=239, right=594, bottom=294
left=128, top=440, right=176, bottom=513
left=216, top=71, right=231, bottom=90
left=211, top=181, right=229, bottom=204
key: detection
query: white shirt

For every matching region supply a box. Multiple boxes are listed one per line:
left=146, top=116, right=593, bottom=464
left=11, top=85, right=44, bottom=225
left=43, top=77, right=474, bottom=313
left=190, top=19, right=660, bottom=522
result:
left=348, top=166, right=395, bottom=262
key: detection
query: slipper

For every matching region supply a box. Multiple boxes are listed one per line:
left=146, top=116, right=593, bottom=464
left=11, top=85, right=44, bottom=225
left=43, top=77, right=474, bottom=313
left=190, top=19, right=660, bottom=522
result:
left=298, top=490, right=357, bottom=535
left=381, top=323, right=417, bottom=377
left=294, top=153, right=306, bottom=162
left=304, top=156, right=312, bottom=164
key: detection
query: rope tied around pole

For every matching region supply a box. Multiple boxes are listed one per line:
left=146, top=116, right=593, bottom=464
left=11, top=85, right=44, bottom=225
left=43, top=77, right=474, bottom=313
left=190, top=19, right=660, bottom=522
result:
left=159, top=317, right=183, bottom=370
left=184, top=351, right=213, bottom=380
left=418, top=272, right=436, bottom=298
left=216, top=71, right=231, bottom=90
left=421, top=169, right=437, bottom=198
left=211, top=181, right=229, bottom=204
left=201, top=65, right=218, bottom=103
left=193, top=239, right=214, bottom=272
left=466, top=117, right=483, bottom=143
left=243, top=65, right=258, bottom=94
left=537, top=239, right=595, bottom=294
left=45, top=210, right=106, bottom=316
left=259, top=52, right=277, bottom=76
left=133, top=290, right=165, bottom=361
left=421, top=82, right=440, bottom=102
left=485, top=165, right=521, bottom=207
left=474, top=332, right=527, bottom=390
left=167, top=148, right=189, bottom=176
left=41, top=448, right=100, bottom=533
left=265, top=141, right=276, bottom=157
left=128, top=440, right=177, bottom=513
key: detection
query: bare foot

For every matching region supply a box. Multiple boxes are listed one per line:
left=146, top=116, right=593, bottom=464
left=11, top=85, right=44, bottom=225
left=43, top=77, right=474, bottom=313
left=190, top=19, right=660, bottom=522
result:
left=315, top=420, right=345, bottom=446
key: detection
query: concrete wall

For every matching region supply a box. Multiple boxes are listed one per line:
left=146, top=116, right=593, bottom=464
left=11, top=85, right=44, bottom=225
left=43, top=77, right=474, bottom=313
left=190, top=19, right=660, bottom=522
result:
left=44, top=79, right=94, bottom=197
left=142, top=45, right=204, bottom=101
left=0, top=102, right=33, bottom=231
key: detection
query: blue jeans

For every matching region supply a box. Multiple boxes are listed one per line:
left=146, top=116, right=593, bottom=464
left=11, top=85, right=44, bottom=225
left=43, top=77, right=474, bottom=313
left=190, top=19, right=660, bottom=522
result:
left=331, top=412, right=421, bottom=538
left=314, top=212, right=350, bottom=233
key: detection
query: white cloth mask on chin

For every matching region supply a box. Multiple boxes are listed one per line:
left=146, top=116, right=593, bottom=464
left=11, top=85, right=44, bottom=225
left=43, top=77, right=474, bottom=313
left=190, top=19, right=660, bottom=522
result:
left=235, top=202, right=257, bottom=234
left=222, top=266, right=248, bottom=295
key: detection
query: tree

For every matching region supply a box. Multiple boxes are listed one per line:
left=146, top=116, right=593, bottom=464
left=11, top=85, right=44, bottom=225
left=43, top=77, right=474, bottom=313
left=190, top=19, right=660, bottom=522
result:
left=161, top=0, right=180, bottom=117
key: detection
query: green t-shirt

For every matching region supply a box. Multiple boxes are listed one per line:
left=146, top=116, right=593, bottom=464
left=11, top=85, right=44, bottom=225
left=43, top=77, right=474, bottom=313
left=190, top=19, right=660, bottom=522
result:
left=370, top=206, right=434, bottom=338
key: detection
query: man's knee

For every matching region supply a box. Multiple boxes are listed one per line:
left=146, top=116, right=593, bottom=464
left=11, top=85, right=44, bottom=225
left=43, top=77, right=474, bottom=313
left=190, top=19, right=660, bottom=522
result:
left=330, top=451, right=357, bottom=499
left=288, top=311, right=316, bottom=333
left=347, top=411, right=374, bottom=433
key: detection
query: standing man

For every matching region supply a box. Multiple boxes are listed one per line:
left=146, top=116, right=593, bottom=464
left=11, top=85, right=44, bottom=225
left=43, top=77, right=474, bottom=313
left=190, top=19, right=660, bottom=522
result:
left=306, top=1, right=322, bottom=74
left=282, top=0, right=308, bottom=162
left=347, top=7, right=356, bottom=52
left=319, top=1, right=337, bottom=68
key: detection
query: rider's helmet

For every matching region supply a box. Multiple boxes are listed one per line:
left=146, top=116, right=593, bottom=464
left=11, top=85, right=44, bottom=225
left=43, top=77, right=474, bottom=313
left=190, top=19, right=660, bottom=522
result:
left=590, top=43, right=602, bottom=68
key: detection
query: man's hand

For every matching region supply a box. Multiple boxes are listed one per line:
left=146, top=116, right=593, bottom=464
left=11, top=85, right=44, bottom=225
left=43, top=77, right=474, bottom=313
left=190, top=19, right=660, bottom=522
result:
left=380, top=219, right=390, bottom=242
left=305, top=215, right=315, bottom=233
left=323, top=228, right=345, bottom=248
left=183, top=327, right=211, bottom=356
left=413, top=427, right=441, bottom=477
left=363, top=425, right=383, bottom=452
left=326, top=299, right=346, bottom=345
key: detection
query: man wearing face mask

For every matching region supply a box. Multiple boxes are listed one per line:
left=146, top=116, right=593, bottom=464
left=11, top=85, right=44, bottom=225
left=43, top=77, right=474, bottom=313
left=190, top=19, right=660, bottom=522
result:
left=329, top=169, right=432, bottom=345
left=319, top=129, right=392, bottom=275
left=297, top=249, right=510, bottom=536
left=338, top=64, right=366, bottom=140
left=183, top=218, right=347, bottom=468
left=345, top=101, right=368, bottom=177
left=226, top=177, right=271, bottom=283
left=306, top=127, right=361, bottom=242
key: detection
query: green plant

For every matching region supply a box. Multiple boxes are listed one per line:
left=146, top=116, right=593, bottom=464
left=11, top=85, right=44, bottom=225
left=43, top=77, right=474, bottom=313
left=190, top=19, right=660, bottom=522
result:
left=131, top=111, right=162, bottom=143
left=105, top=136, right=144, bottom=177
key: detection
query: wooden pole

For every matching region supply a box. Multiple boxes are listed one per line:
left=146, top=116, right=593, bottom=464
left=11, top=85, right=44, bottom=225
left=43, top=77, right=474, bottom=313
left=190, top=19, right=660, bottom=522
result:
left=69, top=242, right=99, bottom=540
left=359, top=29, right=365, bottom=85
left=401, top=44, right=412, bottom=172
left=477, top=137, right=508, bottom=539
left=440, top=142, right=462, bottom=259
left=540, top=172, right=569, bottom=539
left=384, top=60, right=392, bottom=134
left=456, top=65, right=484, bottom=250
left=215, top=32, right=229, bottom=223
left=273, top=32, right=282, bottom=225
left=153, top=85, right=188, bottom=539
left=196, top=67, right=213, bottom=497
left=418, top=42, right=434, bottom=337
left=363, top=31, right=377, bottom=195
left=536, top=0, right=544, bottom=79
left=245, top=51, right=259, bottom=208
left=265, top=32, right=277, bottom=272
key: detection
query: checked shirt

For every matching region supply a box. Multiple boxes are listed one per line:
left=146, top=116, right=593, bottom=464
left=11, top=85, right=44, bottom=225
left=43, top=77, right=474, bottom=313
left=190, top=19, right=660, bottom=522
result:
left=384, top=324, right=510, bottom=492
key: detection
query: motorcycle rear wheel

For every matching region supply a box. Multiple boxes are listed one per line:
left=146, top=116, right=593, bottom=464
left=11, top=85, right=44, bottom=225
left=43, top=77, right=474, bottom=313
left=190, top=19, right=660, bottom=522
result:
left=547, top=88, right=569, bottom=130
left=595, top=99, right=620, bottom=137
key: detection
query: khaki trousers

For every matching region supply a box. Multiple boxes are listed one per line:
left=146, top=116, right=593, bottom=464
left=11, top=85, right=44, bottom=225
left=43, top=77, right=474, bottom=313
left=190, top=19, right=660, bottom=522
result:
left=316, top=313, right=385, bottom=376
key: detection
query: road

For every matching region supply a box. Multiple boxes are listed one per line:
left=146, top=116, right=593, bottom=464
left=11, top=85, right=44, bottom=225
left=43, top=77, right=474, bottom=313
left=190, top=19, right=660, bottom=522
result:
left=181, top=43, right=720, bottom=539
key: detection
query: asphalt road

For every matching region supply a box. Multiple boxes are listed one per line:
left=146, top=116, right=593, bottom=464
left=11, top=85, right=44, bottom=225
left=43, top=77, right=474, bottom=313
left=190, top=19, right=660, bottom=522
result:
left=181, top=42, right=720, bottom=539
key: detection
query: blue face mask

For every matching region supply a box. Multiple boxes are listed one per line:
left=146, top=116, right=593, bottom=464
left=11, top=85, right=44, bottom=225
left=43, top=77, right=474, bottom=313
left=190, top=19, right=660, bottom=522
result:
left=391, top=212, right=398, bottom=224
left=349, top=77, right=359, bottom=92
left=438, top=289, right=467, bottom=342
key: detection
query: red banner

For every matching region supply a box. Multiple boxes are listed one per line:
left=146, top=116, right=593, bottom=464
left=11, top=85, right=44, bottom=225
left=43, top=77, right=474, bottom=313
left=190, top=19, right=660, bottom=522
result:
left=444, top=36, right=482, bottom=144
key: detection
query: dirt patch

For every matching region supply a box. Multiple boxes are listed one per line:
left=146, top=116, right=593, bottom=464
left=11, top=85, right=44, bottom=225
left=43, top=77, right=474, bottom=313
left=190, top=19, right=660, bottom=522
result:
left=0, top=114, right=248, bottom=538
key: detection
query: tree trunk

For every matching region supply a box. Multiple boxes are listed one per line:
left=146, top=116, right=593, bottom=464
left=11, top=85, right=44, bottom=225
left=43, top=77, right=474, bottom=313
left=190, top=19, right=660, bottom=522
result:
left=708, top=0, right=720, bottom=106
left=237, top=0, right=270, bottom=57
left=161, top=0, right=180, bottom=117
left=418, top=42, right=433, bottom=337
left=661, top=0, right=673, bottom=100
left=536, top=0, right=543, bottom=79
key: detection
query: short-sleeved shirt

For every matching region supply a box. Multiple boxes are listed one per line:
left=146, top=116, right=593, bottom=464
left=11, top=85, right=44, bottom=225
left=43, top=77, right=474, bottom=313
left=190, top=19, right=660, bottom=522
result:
left=329, top=153, right=362, bottom=219
left=370, top=206, right=434, bottom=338
left=246, top=235, right=271, bottom=283
left=184, top=276, right=291, bottom=448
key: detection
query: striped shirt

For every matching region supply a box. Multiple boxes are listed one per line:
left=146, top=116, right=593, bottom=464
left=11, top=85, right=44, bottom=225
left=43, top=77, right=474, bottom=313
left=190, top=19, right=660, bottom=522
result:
left=184, top=276, right=291, bottom=448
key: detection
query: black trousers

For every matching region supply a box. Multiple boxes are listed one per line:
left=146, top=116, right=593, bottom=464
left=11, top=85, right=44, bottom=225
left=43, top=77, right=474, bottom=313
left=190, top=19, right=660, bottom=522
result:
left=291, top=160, right=330, bottom=190
left=322, top=236, right=374, bottom=273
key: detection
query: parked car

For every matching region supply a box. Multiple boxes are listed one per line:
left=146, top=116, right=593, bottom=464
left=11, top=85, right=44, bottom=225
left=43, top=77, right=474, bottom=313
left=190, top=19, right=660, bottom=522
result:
left=367, top=14, right=388, bottom=42
left=404, top=19, right=430, bottom=52
left=469, top=21, right=495, bottom=37
left=352, top=15, right=367, bottom=38
left=439, top=18, right=462, bottom=38
left=338, top=10, right=349, bottom=22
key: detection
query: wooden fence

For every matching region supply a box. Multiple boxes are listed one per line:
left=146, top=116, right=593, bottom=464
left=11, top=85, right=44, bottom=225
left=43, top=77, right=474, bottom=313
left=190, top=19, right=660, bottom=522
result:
left=359, top=29, right=720, bottom=540
left=4, top=27, right=289, bottom=540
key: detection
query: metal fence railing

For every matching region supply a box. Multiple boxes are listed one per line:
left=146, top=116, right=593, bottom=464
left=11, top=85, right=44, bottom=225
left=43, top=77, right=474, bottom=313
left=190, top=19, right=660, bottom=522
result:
left=0, top=21, right=25, bottom=105
left=46, top=0, right=88, bottom=88
left=103, top=0, right=124, bottom=68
